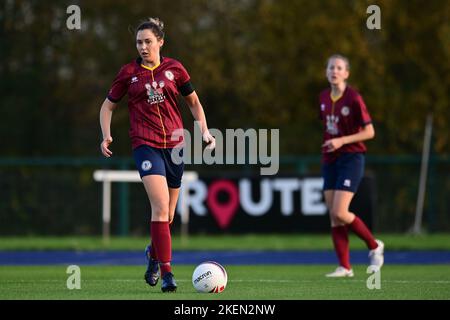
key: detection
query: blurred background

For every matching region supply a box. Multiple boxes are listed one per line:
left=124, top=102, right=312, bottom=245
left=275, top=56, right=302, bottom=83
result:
left=0, top=0, right=448, bottom=237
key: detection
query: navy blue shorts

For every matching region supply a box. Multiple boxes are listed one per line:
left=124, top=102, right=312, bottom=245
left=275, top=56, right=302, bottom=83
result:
left=322, top=153, right=365, bottom=193
left=133, top=145, right=184, bottom=188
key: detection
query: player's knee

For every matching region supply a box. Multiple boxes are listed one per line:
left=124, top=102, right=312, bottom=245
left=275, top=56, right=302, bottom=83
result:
left=152, top=203, right=170, bottom=221
left=331, top=209, right=348, bottom=223
left=330, top=216, right=340, bottom=226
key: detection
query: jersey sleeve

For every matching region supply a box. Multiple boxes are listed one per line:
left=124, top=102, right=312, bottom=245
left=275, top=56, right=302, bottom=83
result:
left=176, top=63, right=194, bottom=96
left=353, top=94, right=372, bottom=126
left=107, top=66, right=129, bottom=103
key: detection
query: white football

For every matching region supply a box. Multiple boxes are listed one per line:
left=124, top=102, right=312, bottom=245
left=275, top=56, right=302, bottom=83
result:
left=192, top=261, right=228, bottom=293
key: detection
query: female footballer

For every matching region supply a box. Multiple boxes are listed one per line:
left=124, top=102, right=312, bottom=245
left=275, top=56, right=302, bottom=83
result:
left=319, top=54, right=384, bottom=277
left=99, top=18, right=215, bottom=292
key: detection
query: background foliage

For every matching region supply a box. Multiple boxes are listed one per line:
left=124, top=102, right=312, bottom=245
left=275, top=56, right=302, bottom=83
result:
left=1, top=0, right=448, bottom=157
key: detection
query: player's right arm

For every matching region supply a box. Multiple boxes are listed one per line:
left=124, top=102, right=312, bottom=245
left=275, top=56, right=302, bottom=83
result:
left=99, top=98, right=117, bottom=157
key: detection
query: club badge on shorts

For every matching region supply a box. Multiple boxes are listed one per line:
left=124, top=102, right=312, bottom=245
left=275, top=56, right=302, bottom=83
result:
left=141, top=160, right=152, bottom=171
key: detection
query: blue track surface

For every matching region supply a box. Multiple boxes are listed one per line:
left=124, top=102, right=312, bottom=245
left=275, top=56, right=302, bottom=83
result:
left=0, top=250, right=449, bottom=265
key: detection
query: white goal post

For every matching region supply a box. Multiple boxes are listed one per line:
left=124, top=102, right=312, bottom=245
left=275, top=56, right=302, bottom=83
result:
left=93, top=170, right=198, bottom=241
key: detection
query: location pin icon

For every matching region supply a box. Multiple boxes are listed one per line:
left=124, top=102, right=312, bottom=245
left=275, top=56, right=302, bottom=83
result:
left=207, top=180, right=239, bottom=229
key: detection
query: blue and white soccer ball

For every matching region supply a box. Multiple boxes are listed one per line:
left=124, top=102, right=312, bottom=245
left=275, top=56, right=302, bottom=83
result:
left=192, top=261, right=228, bottom=293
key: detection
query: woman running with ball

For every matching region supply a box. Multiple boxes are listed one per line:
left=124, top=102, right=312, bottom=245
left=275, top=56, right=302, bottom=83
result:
left=99, top=18, right=215, bottom=292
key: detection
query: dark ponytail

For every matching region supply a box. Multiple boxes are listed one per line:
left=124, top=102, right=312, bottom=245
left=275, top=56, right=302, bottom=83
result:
left=136, top=17, right=164, bottom=40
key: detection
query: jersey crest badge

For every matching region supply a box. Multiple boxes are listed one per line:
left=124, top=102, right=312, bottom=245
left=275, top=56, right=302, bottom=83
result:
left=165, top=70, right=174, bottom=81
left=341, top=106, right=350, bottom=116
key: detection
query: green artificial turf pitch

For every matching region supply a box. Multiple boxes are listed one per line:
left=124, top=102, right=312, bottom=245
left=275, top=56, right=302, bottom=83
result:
left=1, top=265, right=449, bottom=300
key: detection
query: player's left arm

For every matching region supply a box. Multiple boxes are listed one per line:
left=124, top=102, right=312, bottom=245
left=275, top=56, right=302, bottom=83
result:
left=322, top=124, right=375, bottom=152
left=184, top=91, right=215, bottom=150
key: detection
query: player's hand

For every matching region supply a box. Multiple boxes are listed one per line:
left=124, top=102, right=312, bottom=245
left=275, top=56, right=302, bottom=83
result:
left=322, top=138, right=344, bottom=153
left=168, top=212, right=174, bottom=225
left=101, top=136, right=113, bottom=157
left=202, top=130, right=216, bottom=150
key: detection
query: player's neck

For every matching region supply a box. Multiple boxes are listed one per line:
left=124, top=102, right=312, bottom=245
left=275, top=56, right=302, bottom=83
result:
left=331, top=83, right=346, bottom=97
left=142, top=57, right=161, bottom=69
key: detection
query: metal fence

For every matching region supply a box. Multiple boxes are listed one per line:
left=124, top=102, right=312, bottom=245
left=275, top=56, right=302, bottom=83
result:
left=0, top=155, right=448, bottom=235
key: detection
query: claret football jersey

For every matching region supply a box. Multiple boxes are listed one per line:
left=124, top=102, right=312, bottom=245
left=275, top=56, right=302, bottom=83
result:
left=319, top=86, right=372, bottom=163
left=107, top=56, right=194, bottom=149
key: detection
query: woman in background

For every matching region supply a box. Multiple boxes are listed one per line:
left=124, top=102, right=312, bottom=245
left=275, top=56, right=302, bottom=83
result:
left=319, top=54, right=384, bottom=277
